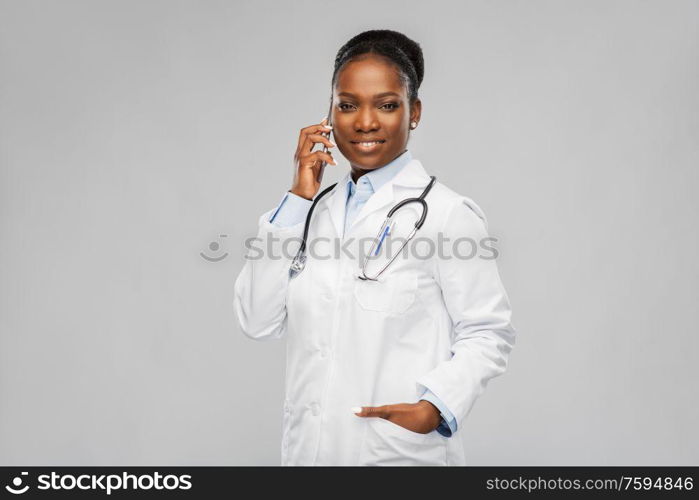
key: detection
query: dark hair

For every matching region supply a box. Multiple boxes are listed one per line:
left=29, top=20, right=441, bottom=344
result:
left=331, top=29, right=424, bottom=105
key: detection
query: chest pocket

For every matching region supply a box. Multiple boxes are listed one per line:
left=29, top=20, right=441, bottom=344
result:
left=353, top=272, right=417, bottom=314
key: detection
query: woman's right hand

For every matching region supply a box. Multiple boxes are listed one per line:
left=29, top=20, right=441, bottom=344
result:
left=290, top=117, right=337, bottom=200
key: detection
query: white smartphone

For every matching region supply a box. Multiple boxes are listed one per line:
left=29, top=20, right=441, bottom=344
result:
left=317, top=100, right=334, bottom=184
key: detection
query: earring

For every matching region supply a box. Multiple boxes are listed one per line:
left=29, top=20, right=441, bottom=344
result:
left=410, top=121, right=417, bottom=129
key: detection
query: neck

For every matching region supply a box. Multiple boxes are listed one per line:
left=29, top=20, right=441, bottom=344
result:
left=349, top=149, right=408, bottom=183
left=350, top=167, right=368, bottom=183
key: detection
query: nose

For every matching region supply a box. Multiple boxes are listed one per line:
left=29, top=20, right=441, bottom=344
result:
left=354, top=107, right=379, bottom=133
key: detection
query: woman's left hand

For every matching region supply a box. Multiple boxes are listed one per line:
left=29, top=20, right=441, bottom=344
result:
left=352, top=401, right=442, bottom=434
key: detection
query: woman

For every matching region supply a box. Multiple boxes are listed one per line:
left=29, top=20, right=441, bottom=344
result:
left=234, top=29, right=516, bottom=466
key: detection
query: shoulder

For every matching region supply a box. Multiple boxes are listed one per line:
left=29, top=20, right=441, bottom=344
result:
left=427, top=180, right=489, bottom=231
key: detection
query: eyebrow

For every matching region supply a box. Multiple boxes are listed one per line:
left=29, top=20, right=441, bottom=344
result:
left=337, top=91, right=401, bottom=99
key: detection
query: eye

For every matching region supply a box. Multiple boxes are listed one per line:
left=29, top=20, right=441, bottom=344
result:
left=380, top=102, right=399, bottom=111
left=338, top=103, right=355, bottom=111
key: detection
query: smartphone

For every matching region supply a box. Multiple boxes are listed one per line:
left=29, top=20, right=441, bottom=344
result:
left=317, top=100, right=334, bottom=184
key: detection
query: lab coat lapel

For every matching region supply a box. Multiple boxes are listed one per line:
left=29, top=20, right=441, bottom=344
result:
left=314, top=159, right=432, bottom=238
left=314, top=173, right=349, bottom=239
left=348, top=158, right=433, bottom=232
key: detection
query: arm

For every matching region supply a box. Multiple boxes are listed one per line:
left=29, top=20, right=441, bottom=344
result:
left=234, top=117, right=335, bottom=340
left=233, top=200, right=308, bottom=341
left=415, top=197, right=516, bottom=428
left=420, top=389, right=458, bottom=437
left=269, top=191, right=313, bottom=227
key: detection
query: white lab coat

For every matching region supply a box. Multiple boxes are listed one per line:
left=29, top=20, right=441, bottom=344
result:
left=233, top=158, right=516, bottom=466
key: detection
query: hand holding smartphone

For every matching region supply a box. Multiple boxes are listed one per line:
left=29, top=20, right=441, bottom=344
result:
left=289, top=106, right=336, bottom=200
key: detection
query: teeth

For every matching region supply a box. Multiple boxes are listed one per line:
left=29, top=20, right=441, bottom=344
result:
left=358, top=141, right=382, bottom=146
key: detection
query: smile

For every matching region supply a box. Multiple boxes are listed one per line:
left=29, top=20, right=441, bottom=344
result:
left=350, top=140, right=386, bottom=152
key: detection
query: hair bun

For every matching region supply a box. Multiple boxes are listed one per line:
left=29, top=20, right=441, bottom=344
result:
left=335, top=29, right=424, bottom=90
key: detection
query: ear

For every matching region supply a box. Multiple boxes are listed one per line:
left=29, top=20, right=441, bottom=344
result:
left=410, top=98, right=422, bottom=125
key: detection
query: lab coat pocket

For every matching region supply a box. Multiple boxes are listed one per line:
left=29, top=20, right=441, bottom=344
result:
left=359, top=417, right=448, bottom=466
left=353, top=273, right=417, bottom=314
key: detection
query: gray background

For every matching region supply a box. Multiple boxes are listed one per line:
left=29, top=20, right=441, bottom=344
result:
left=1, top=0, right=697, bottom=465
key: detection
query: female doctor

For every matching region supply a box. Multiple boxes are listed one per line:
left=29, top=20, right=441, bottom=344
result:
left=234, top=29, right=516, bottom=466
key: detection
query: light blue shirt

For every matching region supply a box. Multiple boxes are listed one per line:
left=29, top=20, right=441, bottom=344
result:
left=268, top=149, right=457, bottom=437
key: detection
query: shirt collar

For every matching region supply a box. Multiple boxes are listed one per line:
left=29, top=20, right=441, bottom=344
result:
left=346, top=149, right=413, bottom=198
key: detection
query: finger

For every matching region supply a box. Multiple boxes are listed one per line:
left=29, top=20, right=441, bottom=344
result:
left=295, top=124, right=333, bottom=158
left=301, top=150, right=336, bottom=167
left=300, top=132, right=335, bottom=157
left=351, top=405, right=391, bottom=418
left=296, top=118, right=327, bottom=149
left=295, top=120, right=334, bottom=156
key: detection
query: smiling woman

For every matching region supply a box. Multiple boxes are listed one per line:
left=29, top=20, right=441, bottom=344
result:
left=233, top=29, right=516, bottom=466
left=328, top=32, right=423, bottom=181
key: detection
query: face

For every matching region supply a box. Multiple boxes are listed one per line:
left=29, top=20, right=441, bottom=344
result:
left=330, top=54, right=421, bottom=178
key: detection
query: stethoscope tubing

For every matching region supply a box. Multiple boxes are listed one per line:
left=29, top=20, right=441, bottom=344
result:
left=357, top=176, right=436, bottom=281
left=290, top=175, right=437, bottom=280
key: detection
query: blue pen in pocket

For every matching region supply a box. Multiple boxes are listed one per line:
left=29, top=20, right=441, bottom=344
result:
left=373, top=221, right=395, bottom=256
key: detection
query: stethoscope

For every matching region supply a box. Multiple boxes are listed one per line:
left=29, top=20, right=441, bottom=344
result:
left=289, top=175, right=437, bottom=281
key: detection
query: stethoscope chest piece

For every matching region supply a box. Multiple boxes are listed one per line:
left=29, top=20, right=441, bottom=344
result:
left=289, top=254, right=307, bottom=278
